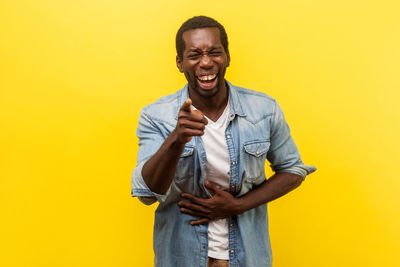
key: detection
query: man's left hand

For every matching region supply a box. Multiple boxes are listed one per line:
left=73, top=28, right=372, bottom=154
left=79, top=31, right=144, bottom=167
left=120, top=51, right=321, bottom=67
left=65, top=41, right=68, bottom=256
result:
left=178, top=179, right=243, bottom=225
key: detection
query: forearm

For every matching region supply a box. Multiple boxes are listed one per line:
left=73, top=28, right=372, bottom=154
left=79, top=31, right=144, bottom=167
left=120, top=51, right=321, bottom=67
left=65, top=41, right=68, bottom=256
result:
left=235, top=172, right=303, bottom=214
left=142, top=130, right=185, bottom=194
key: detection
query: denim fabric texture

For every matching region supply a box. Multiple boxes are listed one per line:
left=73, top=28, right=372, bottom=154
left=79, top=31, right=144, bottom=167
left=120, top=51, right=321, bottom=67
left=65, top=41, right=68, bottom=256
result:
left=131, top=81, right=316, bottom=267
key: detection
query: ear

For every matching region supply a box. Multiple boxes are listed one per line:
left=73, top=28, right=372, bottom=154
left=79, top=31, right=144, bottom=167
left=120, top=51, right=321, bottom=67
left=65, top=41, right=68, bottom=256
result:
left=176, top=55, right=184, bottom=73
left=226, top=50, right=231, bottom=67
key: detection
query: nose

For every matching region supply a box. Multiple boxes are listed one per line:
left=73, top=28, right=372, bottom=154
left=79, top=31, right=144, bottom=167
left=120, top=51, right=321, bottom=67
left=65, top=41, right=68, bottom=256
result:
left=199, top=54, right=212, bottom=69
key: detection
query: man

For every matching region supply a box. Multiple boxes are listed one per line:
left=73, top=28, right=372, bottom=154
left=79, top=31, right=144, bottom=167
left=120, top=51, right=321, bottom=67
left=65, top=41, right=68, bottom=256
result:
left=131, top=16, right=316, bottom=267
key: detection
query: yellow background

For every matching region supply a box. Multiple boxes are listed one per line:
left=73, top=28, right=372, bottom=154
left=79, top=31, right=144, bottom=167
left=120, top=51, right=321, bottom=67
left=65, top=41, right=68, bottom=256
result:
left=1, top=0, right=399, bottom=266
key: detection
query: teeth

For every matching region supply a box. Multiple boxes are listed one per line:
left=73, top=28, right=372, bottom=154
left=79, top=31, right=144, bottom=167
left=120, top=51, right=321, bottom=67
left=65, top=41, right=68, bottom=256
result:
left=198, top=74, right=216, bottom=81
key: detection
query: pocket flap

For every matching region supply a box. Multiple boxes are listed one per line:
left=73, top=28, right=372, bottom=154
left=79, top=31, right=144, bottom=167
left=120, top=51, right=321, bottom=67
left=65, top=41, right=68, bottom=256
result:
left=244, top=141, right=270, bottom=157
left=181, top=145, right=194, bottom=157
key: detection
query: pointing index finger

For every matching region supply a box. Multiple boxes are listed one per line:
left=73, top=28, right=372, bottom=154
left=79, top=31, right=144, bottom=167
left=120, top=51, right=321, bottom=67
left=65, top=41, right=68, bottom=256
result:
left=180, top=98, right=192, bottom=112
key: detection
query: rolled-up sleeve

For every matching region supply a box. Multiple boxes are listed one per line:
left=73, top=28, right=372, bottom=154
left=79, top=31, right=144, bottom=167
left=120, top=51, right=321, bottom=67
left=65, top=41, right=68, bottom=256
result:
left=266, top=100, right=317, bottom=179
left=131, top=111, right=171, bottom=205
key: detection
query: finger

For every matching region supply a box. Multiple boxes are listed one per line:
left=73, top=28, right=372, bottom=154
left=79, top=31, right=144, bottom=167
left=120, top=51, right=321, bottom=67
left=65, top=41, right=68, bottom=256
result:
left=179, top=111, right=206, bottom=124
left=190, top=218, right=210, bottom=225
left=178, top=119, right=206, bottom=131
left=178, top=201, right=210, bottom=214
left=180, top=128, right=205, bottom=137
left=192, top=110, right=208, bottom=125
left=180, top=208, right=209, bottom=218
left=180, top=98, right=192, bottom=112
left=201, top=116, right=208, bottom=125
left=204, top=179, right=224, bottom=195
left=181, top=193, right=208, bottom=206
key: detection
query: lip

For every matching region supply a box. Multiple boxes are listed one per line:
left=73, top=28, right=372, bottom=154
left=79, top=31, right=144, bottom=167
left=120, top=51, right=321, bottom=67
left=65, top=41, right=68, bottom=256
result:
left=196, top=73, right=217, bottom=78
left=196, top=74, right=218, bottom=90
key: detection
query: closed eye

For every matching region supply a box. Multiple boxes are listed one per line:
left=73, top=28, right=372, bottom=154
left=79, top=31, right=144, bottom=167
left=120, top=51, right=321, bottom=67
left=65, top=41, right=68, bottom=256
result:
left=187, top=54, right=201, bottom=59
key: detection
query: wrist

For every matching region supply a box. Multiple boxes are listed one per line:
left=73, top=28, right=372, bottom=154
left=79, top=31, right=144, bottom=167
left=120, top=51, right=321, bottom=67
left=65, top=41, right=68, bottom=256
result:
left=170, top=129, right=187, bottom=149
left=233, top=197, right=247, bottom=215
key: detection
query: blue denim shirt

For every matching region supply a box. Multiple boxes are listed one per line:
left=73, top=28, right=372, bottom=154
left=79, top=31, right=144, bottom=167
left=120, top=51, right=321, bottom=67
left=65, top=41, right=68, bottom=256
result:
left=131, top=81, right=316, bottom=267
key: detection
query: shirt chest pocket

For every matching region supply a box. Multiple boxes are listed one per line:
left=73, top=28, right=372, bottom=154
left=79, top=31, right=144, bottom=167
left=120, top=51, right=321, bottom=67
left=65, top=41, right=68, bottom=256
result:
left=175, top=145, right=195, bottom=181
left=243, top=140, right=270, bottom=182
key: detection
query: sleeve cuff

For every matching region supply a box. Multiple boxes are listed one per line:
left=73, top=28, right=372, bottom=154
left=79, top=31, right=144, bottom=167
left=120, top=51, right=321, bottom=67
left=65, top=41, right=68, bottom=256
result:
left=276, top=164, right=317, bottom=180
left=131, top=161, right=171, bottom=205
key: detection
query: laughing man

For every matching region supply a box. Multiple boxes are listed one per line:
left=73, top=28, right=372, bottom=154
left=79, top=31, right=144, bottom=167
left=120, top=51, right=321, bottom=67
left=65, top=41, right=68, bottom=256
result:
left=131, top=16, right=316, bottom=267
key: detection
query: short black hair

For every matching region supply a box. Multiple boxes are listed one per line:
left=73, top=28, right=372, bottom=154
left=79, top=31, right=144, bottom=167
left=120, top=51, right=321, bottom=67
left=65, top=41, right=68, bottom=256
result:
left=176, top=16, right=229, bottom=60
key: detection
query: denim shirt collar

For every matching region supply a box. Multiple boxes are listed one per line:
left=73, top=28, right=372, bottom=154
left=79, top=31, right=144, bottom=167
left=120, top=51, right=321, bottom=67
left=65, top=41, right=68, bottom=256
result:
left=175, top=80, right=246, bottom=120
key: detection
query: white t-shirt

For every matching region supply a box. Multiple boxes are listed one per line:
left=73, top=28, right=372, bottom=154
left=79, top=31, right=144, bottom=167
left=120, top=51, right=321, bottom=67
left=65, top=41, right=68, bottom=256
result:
left=200, top=101, right=231, bottom=260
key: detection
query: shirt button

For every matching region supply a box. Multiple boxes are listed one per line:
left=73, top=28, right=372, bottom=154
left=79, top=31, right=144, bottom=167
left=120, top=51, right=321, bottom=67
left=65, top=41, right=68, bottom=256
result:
left=231, top=185, right=234, bottom=189
left=230, top=223, right=233, bottom=227
left=203, top=245, right=206, bottom=249
left=256, top=151, right=259, bottom=155
left=227, top=135, right=231, bottom=139
left=230, top=249, right=234, bottom=254
left=232, top=161, right=236, bottom=165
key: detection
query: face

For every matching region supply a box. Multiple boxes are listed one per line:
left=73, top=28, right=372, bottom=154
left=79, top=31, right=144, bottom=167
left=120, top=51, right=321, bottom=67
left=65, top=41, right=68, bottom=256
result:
left=176, top=27, right=230, bottom=99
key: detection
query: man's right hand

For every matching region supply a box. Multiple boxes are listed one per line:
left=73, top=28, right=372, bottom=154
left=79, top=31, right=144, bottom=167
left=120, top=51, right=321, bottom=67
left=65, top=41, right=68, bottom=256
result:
left=175, top=99, right=208, bottom=144
left=142, top=99, right=208, bottom=194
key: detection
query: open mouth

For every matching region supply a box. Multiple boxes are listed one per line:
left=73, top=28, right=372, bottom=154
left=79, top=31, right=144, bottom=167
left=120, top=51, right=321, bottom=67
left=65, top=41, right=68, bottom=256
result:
left=196, top=74, right=218, bottom=89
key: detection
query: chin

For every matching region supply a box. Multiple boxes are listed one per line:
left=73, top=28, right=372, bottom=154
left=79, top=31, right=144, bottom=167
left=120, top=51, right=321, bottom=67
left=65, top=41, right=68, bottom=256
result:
left=195, top=85, right=219, bottom=98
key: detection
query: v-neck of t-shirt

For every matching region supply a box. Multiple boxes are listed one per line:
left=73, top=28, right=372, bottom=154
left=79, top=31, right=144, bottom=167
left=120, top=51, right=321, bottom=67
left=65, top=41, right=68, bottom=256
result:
left=203, top=102, right=230, bottom=128
left=191, top=96, right=231, bottom=128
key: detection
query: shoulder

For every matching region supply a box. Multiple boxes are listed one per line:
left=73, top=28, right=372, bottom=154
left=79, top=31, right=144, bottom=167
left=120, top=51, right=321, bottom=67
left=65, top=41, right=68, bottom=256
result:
left=230, top=84, right=278, bottom=119
left=234, top=85, right=276, bottom=104
left=139, top=88, right=183, bottom=126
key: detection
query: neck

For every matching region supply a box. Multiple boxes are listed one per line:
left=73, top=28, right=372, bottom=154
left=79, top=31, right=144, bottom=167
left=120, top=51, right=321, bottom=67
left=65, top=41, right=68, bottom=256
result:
left=188, top=82, right=229, bottom=122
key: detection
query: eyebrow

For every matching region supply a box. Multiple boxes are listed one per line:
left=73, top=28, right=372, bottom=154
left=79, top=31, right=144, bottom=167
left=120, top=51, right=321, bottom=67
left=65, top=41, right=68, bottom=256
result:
left=186, top=46, right=223, bottom=53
